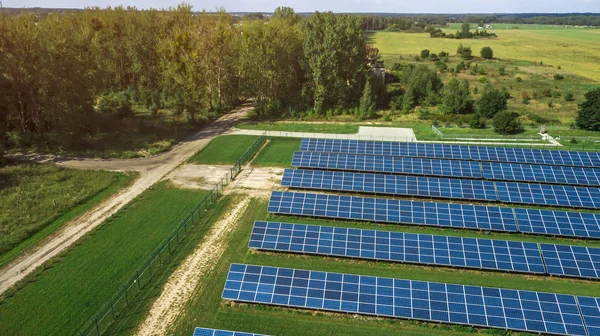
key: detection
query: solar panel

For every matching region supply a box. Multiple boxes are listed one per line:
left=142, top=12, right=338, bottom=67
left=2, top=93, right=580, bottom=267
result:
left=249, top=221, right=547, bottom=274
left=282, top=168, right=600, bottom=209
left=292, top=151, right=483, bottom=179
left=193, top=328, right=265, bottom=336
left=292, top=151, right=600, bottom=187
left=222, top=264, right=588, bottom=336
left=282, top=168, right=498, bottom=202
left=577, top=296, right=600, bottom=336
left=481, top=162, right=600, bottom=187
left=268, top=191, right=600, bottom=239
left=540, top=244, right=600, bottom=280
left=300, top=138, right=600, bottom=168
left=268, top=190, right=518, bottom=232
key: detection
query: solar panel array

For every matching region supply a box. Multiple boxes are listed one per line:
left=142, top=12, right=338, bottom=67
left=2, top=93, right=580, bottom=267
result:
left=578, top=297, right=600, bottom=336
left=292, top=151, right=600, bottom=187
left=267, top=191, right=600, bottom=239
left=541, top=244, right=600, bottom=280
left=249, top=221, right=547, bottom=274
left=193, top=328, right=265, bottom=336
left=222, top=264, right=590, bottom=336
left=300, top=138, right=600, bottom=168
left=282, top=168, right=600, bottom=209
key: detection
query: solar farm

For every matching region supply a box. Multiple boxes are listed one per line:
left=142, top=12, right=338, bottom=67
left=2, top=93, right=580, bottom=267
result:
left=205, top=138, right=600, bottom=336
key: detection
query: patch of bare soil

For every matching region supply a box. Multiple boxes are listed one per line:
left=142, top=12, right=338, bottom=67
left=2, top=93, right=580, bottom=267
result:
left=135, top=197, right=251, bottom=336
left=167, top=165, right=233, bottom=190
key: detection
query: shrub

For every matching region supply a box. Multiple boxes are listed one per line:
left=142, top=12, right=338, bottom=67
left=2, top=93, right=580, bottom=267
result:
left=493, top=111, right=522, bottom=135
left=515, top=76, right=523, bottom=82
left=457, top=43, right=472, bottom=60
left=565, top=92, right=575, bottom=102
left=576, top=88, right=600, bottom=131
left=439, top=51, right=449, bottom=58
left=553, top=73, right=564, bottom=80
left=480, top=46, right=493, bottom=59
left=521, top=91, right=530, bottom=104
left=469, top=113, right=487, bottom=129
left=571, top=138, right=578, bottom=144
left=94, top=91, right=133, bottom=118
left=417, top=107, right=431, bottom=120
left=498, top=67, right=506, bottom=76
left=478, top=76, right=488, bottom=83
left=477, top=84, right=508, bottom=118
left=421, top=49, right=430, bottom=59
left=439, top=78, right=473, bottom=114
left=548, top=100, right=554, bottom=108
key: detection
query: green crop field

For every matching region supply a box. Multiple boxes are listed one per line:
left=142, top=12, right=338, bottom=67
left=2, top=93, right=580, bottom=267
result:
left=0, top=182, right=207, bottom=336
left=0, top=161, right=134, bottom=268
left=169, top=199, right=600, bottom=336
left=372, top=27, right=600, bottom=82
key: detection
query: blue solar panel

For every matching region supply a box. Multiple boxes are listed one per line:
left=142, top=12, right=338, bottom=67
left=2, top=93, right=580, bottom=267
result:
left=292, top=151, right=483, bottom=179
left=540, top=244, right=600, bottom=280
left=495, top=182, right=600, bottom=209
left=222, top=264, right=588, bottom=336
left=577, top=296, right=600, bottom=336
left=481, top=162, right=600, bottom=187
left=268, top=191, right=518, bottom=232
left=249, top=221, right=547, bottom=274
left=300, top=138, right=600, bottom=168
left=268, top=191, right=600, bottom=239
left=193, top=328, right=265, bottom=336
left=282, top=169, right=498, bottom=202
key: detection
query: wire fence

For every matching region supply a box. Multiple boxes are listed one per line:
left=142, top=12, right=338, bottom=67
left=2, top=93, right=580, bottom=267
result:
left=78, top=134, right=266, bottom=336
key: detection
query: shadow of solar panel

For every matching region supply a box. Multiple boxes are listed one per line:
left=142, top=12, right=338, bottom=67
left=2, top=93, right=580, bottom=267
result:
left=300, top=139, right=600, bottom=168
left=249, top=221, right=546, bottom=274
left=282, top=168, right=600, bottom=209
left=222, top=264, right=588, bottom=336
left=193, top=327, right=266, bottom=336
left=282, top=168, right=498, bottom=202
left=268, top=191, right=600, bottom=239
left=481, top=162, right=600, bottom=187
left=292, top=151, right=483, bottom=179
left=540, top=244, right=600, bottom=280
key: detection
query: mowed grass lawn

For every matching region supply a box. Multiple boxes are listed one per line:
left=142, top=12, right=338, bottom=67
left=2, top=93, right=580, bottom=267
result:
left=0, top=182, right=207, bottom=335
left=235, top=122, right=360, bottom=134
left=0, top=161, right=134, bottom=267
left=373, top=28, right=600, bottom=82
left=189, top=135, right=261, bottom=165
left=170, top=199, right=600, bottom=336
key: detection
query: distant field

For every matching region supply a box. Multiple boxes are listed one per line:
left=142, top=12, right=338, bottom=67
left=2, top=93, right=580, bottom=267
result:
left=373, top=27, right=600, bottom=82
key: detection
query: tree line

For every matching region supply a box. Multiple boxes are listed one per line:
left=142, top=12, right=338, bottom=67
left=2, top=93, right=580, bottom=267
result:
left=0, top=6, right=368, bottom=149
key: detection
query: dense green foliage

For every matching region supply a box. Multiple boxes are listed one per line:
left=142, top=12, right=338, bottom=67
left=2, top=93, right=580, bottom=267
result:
left=476, top=84, right=508, bottom=118
left=439, top=78, right=473, bottom=114
left=393, top=64, right=443, bottom=111
left=480, top=46, right=494, bottom=59
left=456, top=44, right=472, bottom=59
left=493, top=111, right=522, bottom=134
left=576, top=88, right=600, bottom=131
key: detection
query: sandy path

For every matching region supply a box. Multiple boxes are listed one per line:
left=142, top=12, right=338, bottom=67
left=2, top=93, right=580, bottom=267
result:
left=0, top=104, right=251, bottom=295
left=135, top=198, right=251, bottom=336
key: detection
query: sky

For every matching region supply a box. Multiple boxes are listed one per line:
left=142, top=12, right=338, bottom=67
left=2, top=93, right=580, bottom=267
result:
left=5, top=0, right=599, bottom=13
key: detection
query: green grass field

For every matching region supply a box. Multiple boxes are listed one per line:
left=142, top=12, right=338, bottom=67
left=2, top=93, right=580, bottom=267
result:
left=253, top=138, right=302, bottom=167
left=0, top=161, right=134, bottom=267
left=169, top=199, right=600, bottom=336
left=189, top=135, right=261, bottom=165
left=235, top=122, right=360, bottom=134
left=0, top=182, right=207, bottom=335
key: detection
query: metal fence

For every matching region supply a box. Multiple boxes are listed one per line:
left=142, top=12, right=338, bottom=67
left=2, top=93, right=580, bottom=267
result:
left=431, top=125, right=444, bottom=138
left=78, top=134, right=266, bottom=336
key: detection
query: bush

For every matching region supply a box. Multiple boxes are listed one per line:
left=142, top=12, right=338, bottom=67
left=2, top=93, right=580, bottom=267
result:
left=498, top=67, right=506, bottom=76
left=554, top=73, right=564, bottom=80
left=94, top=91, right=133, bottom=118
left=521, top=91, right=530, bottom=104
left=421, top=49, right=430, bottom=59
left=439, top=78, right=473, bottom=115
left=493, top=111, right=522, bottom=135
left=417, top=107, right=431, bottom=120
left=478, top=76, right=488, bottom=83
left=476, top=84, right=508, bottom=118
left=515, top=76, right=523, bottom=82
left=565, top=92, right=575, bottom=102
left=457, top=43, right=472, bottom=59
left=480, top=46, right=493, bottom=59
left=439, top=51, right=449, bottom=58
left=571, top=138, right=578, bottom=144
left=576, top=88, right=600, bottom=131
left=548, top=100, right=554, bottom=108
left=469, top=113, right=487, bottom=129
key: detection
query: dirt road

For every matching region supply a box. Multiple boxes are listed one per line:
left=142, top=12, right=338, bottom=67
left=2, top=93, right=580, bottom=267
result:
left=0, top=104, right=251, bottom=295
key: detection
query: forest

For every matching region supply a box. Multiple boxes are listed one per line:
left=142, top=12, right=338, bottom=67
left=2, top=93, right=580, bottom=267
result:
left=0, top=6, right=367, bottom=152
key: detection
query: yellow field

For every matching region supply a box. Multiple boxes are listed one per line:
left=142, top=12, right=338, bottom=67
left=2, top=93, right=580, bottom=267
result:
left=373, top=28, right=600, bottom=82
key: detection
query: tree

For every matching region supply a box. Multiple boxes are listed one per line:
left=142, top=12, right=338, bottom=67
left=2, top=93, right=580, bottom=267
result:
left=420, top=49, right=430, bottom=59
left=470, top=113, right=486, bottom=129
left=576, top=88, right=600, bottom=131
left=476, top=84, right=508, bottom=118
left=457, top=43, right=472, bottom=59
left=359, top=75, right=376, bottom=119
left=480, top=46, right=493, bottom=59
left=395, top=64, right=443, bottom=109
left=439, top=78, right=473, bottom=114
left=493, top=111, right=522, bottom=135
left=461, top=23, right=470, bottom=37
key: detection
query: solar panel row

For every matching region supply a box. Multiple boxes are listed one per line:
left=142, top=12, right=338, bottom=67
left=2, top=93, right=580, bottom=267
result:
left=292, top=151, right=600, bottom=187
left=193, top=328, right=265, bottom=336
left=267, top=191, right=600, bottom=239
left=223, top=264, right=591, bottom=336
left=281, top=168, right=600, bottom=209
left=249, top=221, right=547, bottom=274
left=249, top=221, right=600, bottom=280
left=300, top=138, right=600, bottom=168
